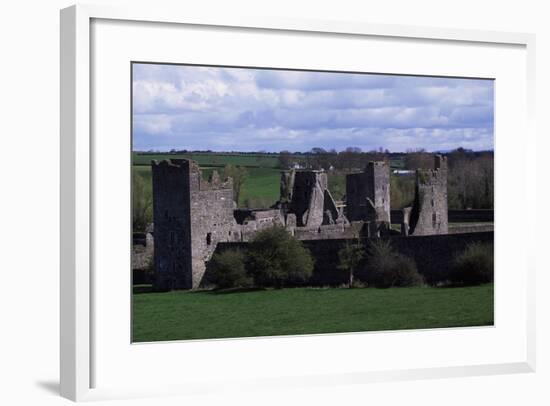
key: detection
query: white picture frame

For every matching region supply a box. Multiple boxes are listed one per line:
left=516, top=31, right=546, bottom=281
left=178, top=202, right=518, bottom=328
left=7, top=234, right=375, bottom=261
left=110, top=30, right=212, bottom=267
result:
left=60, top=4, right=536, bottom=402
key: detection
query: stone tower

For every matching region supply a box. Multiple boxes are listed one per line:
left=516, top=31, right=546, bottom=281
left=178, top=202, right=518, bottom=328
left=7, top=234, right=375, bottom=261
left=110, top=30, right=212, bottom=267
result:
left=152, top=159, right=237, bottom=290
left=289, top=170, right=328, bottom=227
left=345, top=161, right=391, bottom=224
left=409, top=155, right=448, bottom=236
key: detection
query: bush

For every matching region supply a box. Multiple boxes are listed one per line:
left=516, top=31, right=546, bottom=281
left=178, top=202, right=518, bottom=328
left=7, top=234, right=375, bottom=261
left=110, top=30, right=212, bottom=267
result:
left=338, top=241, right=365, bottom=288
left=246, top=226, right=314, bottom=288
left=449, top=242, right=493, bottom=286
left=208, top=249, right=252, bottom=289
left=132, top=172, right=152, bottom=232
left=364, top=240, right=423, bottom=288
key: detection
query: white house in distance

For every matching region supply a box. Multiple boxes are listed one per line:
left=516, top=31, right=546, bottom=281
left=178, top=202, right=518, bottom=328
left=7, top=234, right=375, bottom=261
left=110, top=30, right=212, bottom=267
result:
left=392, top=169, right=415, bottom=176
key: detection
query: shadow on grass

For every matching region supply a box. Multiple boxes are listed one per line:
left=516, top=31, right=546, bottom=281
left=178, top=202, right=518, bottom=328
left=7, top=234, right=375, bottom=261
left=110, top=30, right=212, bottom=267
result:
left=133, top=284, right=154, bottom=294
left=200, top=287, right=267, bottom=295
left=133, top=285, right=267, bottom=295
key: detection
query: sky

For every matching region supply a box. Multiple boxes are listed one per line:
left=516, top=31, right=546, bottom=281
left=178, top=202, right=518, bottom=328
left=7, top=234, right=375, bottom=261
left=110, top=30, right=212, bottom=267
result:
left=132, top=63, right=494, bottom=153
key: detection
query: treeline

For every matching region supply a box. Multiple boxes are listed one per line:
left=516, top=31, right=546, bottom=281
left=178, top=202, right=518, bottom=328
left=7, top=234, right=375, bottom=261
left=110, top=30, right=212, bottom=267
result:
left=278, top=147, right=391, bottom=171
left=402, top=148, right=494, bottom=210
left=279, top=147, right=494, bottom=211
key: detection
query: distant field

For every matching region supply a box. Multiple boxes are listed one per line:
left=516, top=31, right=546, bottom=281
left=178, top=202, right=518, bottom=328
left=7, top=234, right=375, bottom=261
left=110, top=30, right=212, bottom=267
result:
left=132, top=284, right=494, bottom=342
left=389, top=157, right=405, bottom=170
left=133, top=152, right=280, bottom=168
left=133, top=165, right=280, bottom=207
left=133, top=153, right=409, bottom=208
left=133, top=152, right=283, bottom=207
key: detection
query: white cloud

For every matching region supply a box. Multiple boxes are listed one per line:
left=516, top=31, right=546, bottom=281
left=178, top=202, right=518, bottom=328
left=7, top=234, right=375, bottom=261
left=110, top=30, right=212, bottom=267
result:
left=132, top=63, right=494, bottom=152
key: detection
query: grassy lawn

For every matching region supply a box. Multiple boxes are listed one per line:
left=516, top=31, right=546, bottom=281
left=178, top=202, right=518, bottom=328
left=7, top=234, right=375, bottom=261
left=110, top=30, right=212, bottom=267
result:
left=132, top=284, right=493, bottom=342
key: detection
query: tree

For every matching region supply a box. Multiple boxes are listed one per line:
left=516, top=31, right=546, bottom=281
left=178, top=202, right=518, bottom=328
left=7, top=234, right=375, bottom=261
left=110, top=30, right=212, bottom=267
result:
left=404, top=149, right=433, bottom=170
left=278, top=150, right=293, bottom=169
left=310, top=147, right=327, bottom=154
left=208, top=249, right=251, bottom=289
left=447, top=149, right=494, bottom=209
left=449, top=242, right=493, bottom=286
left=336, top=147, right=362, bottom=171
left=246, top=226, right=314, bottom=288
left=338, top=240, right=365, bottom=288
left=132, top=172, right=152, bottom=231
left=309, top=147, right=334, bottom=170
left=223, top=164, right=248, bottom=206
left=364, top=240, right=422, bottom=288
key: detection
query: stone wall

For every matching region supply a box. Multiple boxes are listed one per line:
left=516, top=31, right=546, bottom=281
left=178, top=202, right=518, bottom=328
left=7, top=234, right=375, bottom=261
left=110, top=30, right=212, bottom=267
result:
left=448, top=223, right=494, bottom=234
left=290, top=170, right=327, bottom=227
left=409, top=155, right=448, bottom=236
left=152, top=159, right=193, bottom=290
left=189, top=167, right=239, bottom=288
left=448, top=209, right=494, bottom=223
left=345, top=161, right=390, bottom=223
left=149, top=157, right=470, bottom=291
left=214, top=231, right=493, bottom=287
left=152, top=159, right=239, bottom=290
left=392, top=209, right=494, bottom=224
left=132, top=231, right=154, bottom=271
left=388, top=231, right=493, bottom=284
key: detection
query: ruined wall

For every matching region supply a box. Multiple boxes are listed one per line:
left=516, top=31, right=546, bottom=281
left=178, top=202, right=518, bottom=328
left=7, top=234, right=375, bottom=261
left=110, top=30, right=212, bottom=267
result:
left=150, top=156, right=459, bottom=290
left=345, top=162, right=390, bottom=223
left=290, top=170, right=327, bottom=227
left=448, top=209, right=494, bottom=223
left=323, top=189, right=340, bottom=225
left=409, top=155, right=448, bottom=236
left=235, top=209, right=286, bottom=242
left=280, top=170, right=296, bottom=203
left=152, top=159, right=193, bottom=290
left=152, top=159, right=239, bottom=290
left=388, top=231, right=492, bottom=284
left=214, top=231, right=493, bottom=287
left=448, top=223, right=494, bottom=234
left=132, top=231, right=154, bottom=271
left=189, top=166, right=239, bottom=288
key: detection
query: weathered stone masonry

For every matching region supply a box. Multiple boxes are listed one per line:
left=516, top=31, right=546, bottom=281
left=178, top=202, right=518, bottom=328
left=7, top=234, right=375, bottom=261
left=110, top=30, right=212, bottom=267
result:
left=151, top=155, right=454, bottom=290
left=408, top=155, right=448, bottom=236
left=346, top=161, right=390, bottom=223
left=152, top=159, right=240, bottom=290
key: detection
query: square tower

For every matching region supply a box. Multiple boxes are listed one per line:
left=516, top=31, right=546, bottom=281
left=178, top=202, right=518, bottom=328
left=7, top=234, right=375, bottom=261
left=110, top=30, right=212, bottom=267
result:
left=151, top=159, right=193, bottom=290
left=408, top=155, right=448, bottom=235
left=289, top=170, right=327, bottom=227
left=345, top=161, right=390, bottom=223
left=152, top=159, right=237, bottom=290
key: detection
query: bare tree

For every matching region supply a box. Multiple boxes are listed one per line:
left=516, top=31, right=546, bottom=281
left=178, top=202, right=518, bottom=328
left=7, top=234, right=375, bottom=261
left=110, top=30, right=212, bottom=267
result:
left=223, top=164, right=248, bottom=206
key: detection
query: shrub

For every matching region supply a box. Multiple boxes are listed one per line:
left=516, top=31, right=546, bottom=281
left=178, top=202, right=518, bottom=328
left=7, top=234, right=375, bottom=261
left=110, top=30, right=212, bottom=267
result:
left=208, top=249, right=252, bottom=289
left=338, top=241, right=365, bottom=288
left=246, top=226, right=314, bottom=288
left=132, top=172, right=152, bottom=232
left=449, top=242, right=493, bottom=286
left=351, top=279, right=367, bottom=288
left=364, top=240, right=423, bottom=288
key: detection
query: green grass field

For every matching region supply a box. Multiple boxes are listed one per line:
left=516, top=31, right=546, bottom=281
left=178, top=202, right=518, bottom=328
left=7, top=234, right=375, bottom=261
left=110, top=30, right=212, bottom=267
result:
left=132, top=284, right=493, bottom=342
left=133, top=152, right=280, bottom=168
left=133, top=164, right=280, bottom=207
left=132, top=152, right=411, bottom=209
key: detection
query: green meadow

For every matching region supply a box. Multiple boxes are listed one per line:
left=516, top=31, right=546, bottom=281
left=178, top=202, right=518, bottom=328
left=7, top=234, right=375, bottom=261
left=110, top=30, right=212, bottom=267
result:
left=132, top=152, right=374, bottom=208
left=133, top=152, right=280, bottom=168
left=133, top=158, right=281, bottom=208
left=132, top=284, right=494, bottom=342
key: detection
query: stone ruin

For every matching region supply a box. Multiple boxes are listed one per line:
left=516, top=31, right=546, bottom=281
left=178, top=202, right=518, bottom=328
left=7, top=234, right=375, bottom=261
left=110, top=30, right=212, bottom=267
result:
left=408, top=155, right=449, bottom=235
left=149, top=155, right=449, bottom=290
